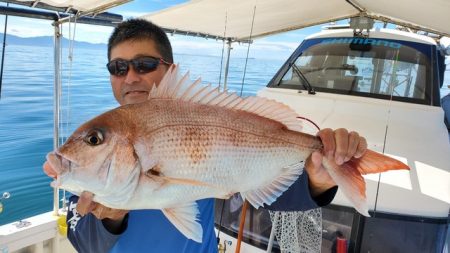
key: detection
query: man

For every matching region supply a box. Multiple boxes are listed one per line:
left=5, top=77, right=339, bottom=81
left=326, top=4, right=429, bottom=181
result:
left=50, top=19, right=367, bottom=253
left=442, top=91, right=450, bottom=131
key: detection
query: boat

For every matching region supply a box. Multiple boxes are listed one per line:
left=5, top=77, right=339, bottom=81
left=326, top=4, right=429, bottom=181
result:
left=142, top=1, right=450, bottom=252
left=209, top=24, right=450, bottom=253
left=0, top=0, right=449, bottom=252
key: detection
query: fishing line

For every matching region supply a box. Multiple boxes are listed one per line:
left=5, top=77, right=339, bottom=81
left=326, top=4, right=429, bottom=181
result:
left=65, top=12, right=78, bottom=142
left=216, top=13, right=230, bottom=242
left=58, top=23, right=64, bottom=148
left=373, top=50, right=400, bottom=217
left=0, top=2, right=9, bottom=100
left=239, top=5, right=256, bottom=97
left=218, top=12, right=227, bottom=90
left=297, top=116, right=320, bottom=131
left=59, top=13, right=78, bottom=211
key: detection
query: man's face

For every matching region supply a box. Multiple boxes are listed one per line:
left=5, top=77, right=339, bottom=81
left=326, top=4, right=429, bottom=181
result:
left=109, top=39, right=170, bottom=105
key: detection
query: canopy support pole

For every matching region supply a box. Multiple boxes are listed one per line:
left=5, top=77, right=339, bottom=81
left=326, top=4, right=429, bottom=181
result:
left=223, top=39, right=232, bottom=91
left=52, top=21, right=61, bottom=216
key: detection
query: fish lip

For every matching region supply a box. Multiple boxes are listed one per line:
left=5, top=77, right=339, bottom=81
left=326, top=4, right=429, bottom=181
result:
left=46, top=151, right=75, bottom=177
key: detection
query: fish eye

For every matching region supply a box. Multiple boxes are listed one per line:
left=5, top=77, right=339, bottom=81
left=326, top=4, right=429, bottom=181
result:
left=84, top=130, right=104, bottom=146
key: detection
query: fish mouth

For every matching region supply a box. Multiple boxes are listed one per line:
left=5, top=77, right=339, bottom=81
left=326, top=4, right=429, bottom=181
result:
left=45, top=151, right=74, bottom=178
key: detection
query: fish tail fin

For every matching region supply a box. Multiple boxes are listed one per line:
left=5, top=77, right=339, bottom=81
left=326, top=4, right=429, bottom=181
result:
left=322, top=149, right=410, bottom=217
left=350, top=149, right=410, bottom=175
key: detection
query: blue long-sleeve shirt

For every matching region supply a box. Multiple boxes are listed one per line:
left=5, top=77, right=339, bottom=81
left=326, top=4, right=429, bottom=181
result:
left=66, top=171, right=337, bottom=253
left=442, top=93, right=450, bottom=130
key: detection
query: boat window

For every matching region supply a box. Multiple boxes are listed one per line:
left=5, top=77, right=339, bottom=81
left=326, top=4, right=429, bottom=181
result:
left=277, top=37, right=432, bottom=104
left=214, top=196, right=280, bottom=251
left=359, top=213, right=448, bottom=252
left=215, top=200, right=448, bottom=252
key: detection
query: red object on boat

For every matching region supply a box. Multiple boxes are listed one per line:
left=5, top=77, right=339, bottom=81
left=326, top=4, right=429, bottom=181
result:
left=336, top=237, right=347, bottom=253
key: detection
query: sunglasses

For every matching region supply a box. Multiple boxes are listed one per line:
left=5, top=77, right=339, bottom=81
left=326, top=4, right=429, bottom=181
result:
left=106, top=56, right=171, bottom=76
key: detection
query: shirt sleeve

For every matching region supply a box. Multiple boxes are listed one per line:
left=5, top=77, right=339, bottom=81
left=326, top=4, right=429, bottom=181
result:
left=265, top=170, right=338, bottom=211
left=66, top=195, right=126, bottom=253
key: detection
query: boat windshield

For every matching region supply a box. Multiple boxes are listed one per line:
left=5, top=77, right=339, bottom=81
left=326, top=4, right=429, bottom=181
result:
left=277, top=37, right=434, bottom=105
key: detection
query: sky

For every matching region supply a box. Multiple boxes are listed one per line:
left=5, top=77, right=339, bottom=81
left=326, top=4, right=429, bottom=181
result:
left=0, top=0, right=324, bottom=60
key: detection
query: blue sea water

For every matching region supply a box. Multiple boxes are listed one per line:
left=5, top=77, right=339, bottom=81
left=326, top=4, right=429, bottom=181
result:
left=0, top=44, right=285, bottom=225
left=0, top=44, right=449, bottom=226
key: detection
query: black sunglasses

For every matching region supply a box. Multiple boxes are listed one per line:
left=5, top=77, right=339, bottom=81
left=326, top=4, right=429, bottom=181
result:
left=106, top=56, right=171, bottom=76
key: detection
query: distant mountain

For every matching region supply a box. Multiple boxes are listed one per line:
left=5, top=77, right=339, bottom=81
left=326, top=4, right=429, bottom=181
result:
left=0, top=33, right=106, bottom=49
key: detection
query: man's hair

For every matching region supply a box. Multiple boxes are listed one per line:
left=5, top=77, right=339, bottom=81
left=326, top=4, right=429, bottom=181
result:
left=107, top=19, right=173, bottom=63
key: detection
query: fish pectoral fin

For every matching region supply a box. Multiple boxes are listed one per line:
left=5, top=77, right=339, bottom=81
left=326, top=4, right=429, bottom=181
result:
left=162, top=202, right=203, bottom=243
left=241, top=162, right=304, bottom=209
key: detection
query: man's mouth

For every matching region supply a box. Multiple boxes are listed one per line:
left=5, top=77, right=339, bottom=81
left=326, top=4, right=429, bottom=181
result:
left=125, top=90, right=148, bottom=96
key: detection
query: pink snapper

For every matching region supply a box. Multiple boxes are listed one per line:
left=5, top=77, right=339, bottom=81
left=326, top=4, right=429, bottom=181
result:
left=44, top=64, right=409, bottom=242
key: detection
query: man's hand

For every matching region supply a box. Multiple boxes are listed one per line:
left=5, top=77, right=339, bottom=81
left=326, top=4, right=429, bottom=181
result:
left=77, top=191, right=129, bottom=234
left=305, top=128, right=367, bottom=197
left=77, top=191, right=128, bottom=220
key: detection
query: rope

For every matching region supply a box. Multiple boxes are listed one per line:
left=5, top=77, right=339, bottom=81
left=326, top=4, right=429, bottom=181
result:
left=235, top=200, right=249, bottom=253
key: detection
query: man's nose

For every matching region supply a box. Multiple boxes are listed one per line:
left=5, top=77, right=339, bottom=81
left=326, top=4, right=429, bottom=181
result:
left=124, top=65, right=141, bottom=84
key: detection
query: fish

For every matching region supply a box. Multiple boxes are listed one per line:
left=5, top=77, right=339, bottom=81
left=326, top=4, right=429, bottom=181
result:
left=43, top=64, right=409, bottom=242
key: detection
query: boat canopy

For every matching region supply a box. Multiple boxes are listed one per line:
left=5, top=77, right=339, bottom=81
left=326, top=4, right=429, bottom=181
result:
left=0, top=0, right=129, bottom=26
left=140, top=0, right=450, bottom=42
left=12, top=0, right=131, bottom=14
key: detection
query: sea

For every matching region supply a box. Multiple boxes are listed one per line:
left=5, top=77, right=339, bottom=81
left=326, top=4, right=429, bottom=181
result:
left=0, top=44, right=449, bottom=226
left=0, top=44, right=285, bottom=225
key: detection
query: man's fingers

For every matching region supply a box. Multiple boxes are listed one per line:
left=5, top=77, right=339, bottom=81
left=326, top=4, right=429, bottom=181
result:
left=92, top=205, right=128, bottom=220
left=345, top=131, right=360, bottom=161
left=306, top=151, right=322, bottom=172
left=77, top=191, right=95, bottom=216
left=317, top=128, right=335, bottom=159
left=92, top=205, right=105, bottom=219
left=77, top=201, right=96, bottom=216
left=311, top=151, right=323, bottom=169
left=75, top=191, right=128, bottom=220
left=334, top=128, right=349, bottom=165
left=354, top=136, right=368, bottom=158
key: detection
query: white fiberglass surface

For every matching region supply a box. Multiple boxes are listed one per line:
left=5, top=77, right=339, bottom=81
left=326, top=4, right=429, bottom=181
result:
left=258, top=88, right=450, bottom=217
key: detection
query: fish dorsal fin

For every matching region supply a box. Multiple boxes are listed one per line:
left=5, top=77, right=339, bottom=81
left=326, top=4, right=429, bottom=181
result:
left=149, top=64, right=303, bottom=132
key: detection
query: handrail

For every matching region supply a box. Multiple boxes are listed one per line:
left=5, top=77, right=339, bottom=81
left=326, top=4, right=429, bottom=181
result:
left=0, top=211, right=76, bottom=253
